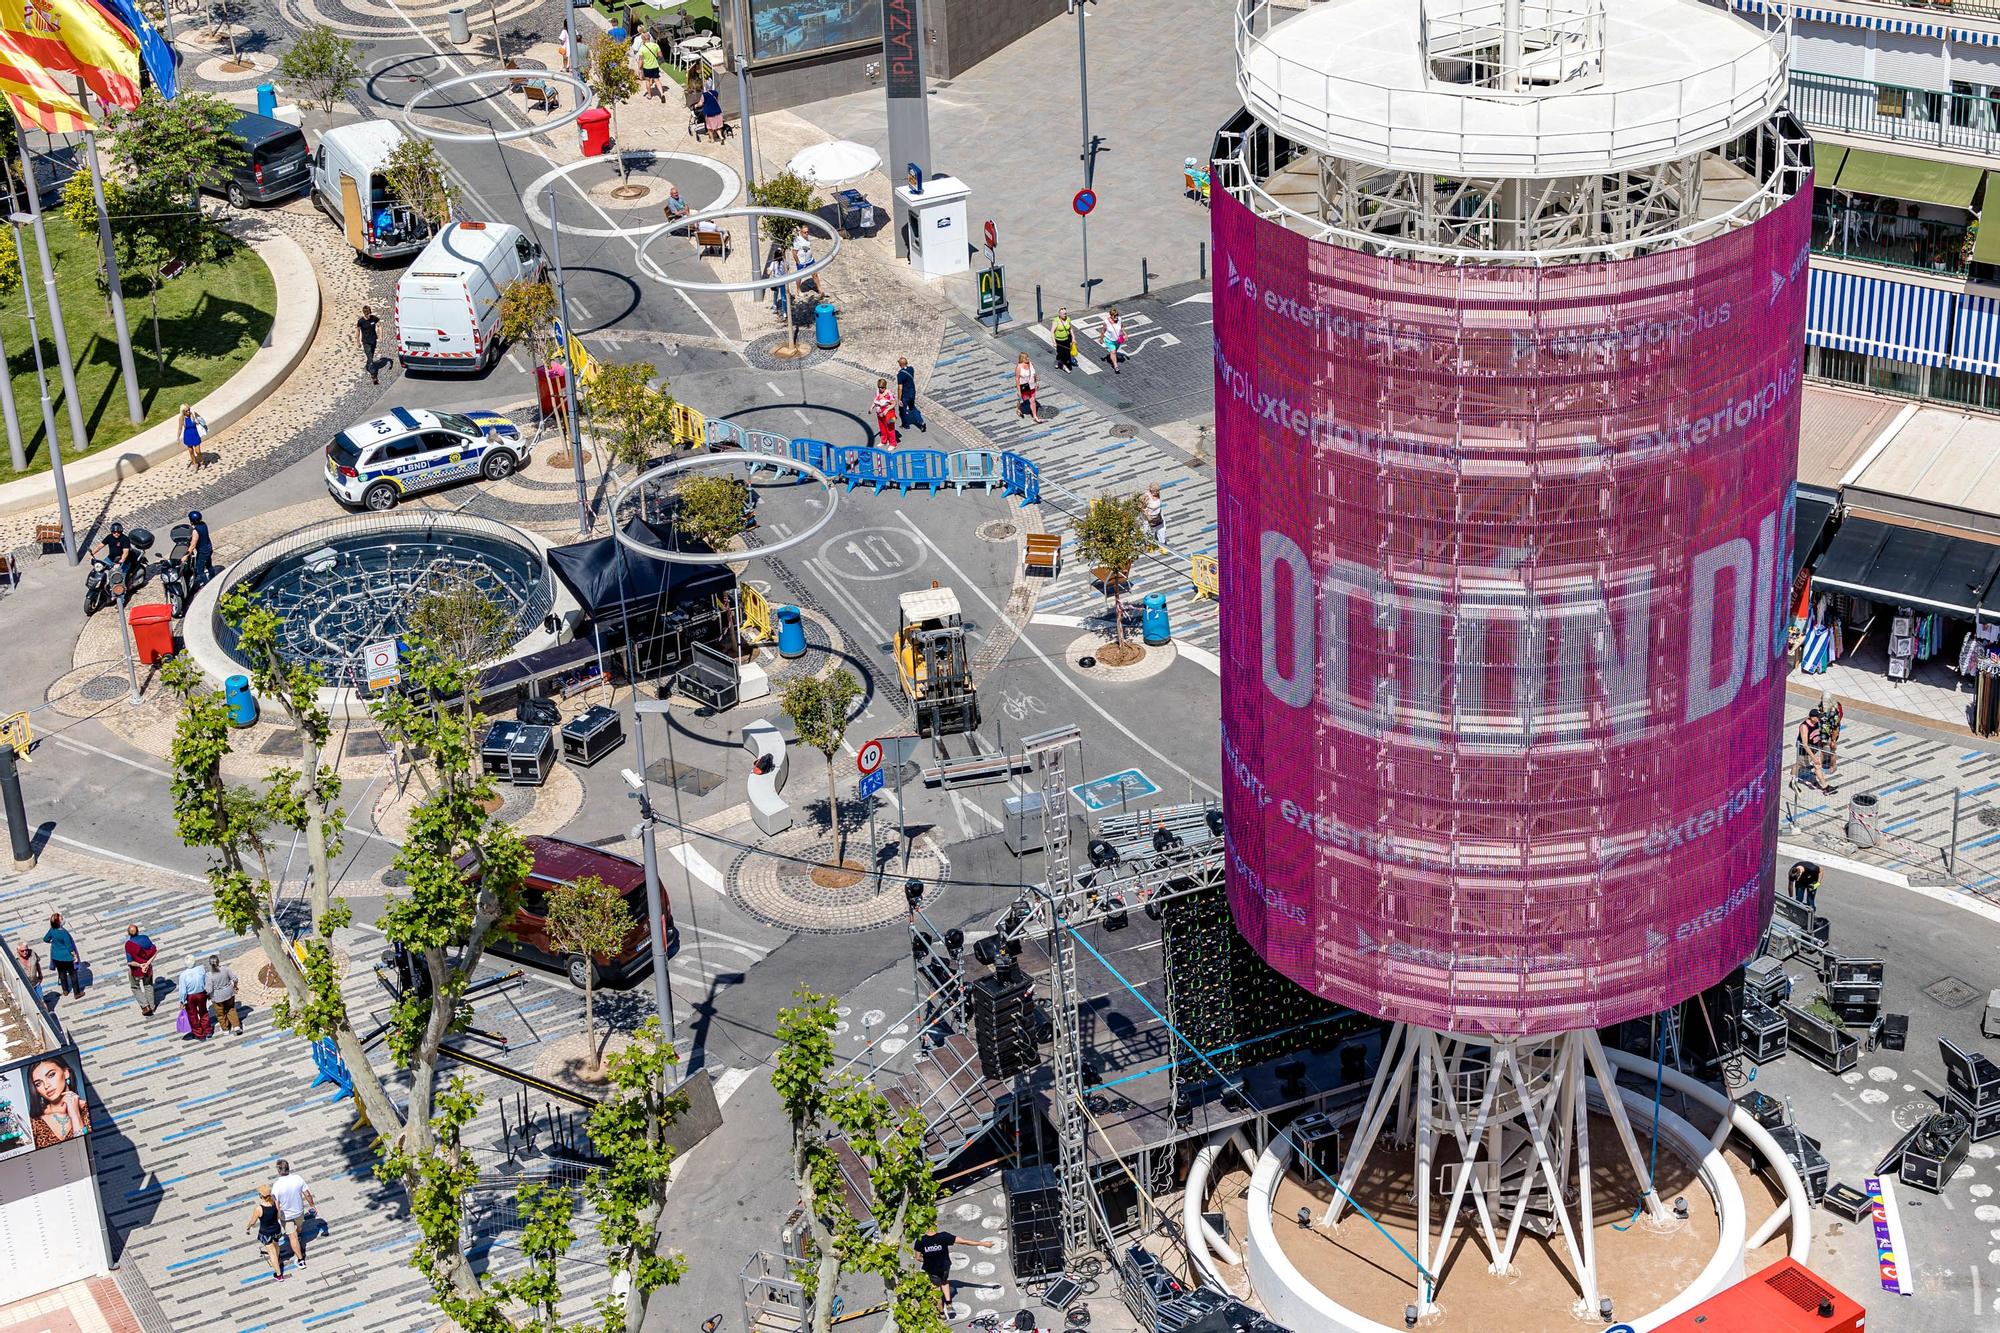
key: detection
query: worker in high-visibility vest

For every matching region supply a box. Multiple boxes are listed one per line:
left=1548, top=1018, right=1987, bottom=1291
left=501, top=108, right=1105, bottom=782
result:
left=1051, top=307, right=1076, bottom=372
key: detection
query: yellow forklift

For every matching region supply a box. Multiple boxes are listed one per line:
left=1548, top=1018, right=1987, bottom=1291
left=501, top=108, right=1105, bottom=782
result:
left=896, top=583, right=980, bottom=738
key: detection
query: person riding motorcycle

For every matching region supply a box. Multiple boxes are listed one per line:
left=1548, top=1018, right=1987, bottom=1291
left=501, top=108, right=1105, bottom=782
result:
left=94, top=522, right=141, bottom=588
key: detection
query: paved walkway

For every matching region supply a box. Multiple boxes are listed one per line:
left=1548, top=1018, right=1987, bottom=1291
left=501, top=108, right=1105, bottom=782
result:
left=0, top=1276, right=148, bottom=1333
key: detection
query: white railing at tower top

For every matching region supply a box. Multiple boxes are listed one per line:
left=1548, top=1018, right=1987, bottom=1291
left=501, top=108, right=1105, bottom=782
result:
left=1235, top=0, right=1791, bottom=178
left=1421, top=0, right=1606, bottom=93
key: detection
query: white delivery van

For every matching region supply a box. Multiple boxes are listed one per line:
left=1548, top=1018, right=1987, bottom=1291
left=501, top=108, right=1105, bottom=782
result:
left=395, top=221, right=547, bottom=373
left=310, top=122, right=434, bottom=261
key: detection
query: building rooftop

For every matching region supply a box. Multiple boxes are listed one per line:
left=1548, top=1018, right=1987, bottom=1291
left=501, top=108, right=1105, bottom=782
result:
left=1842, top=401, right=2000, bottom=537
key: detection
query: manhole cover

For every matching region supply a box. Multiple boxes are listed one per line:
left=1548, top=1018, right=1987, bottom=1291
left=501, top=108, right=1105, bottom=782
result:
left=344, top=730, right=388, bottom=757
left=977, top=521, right=1019, bottom=542
left=257, top=728, right=301, bottom=756
left=645, top=759, right=723, bottom=797
left=1111, top=424, right=1137, bottom=438
left=1980, top=806, right=2000, bottom=829
left=1925, top=976, right=1982, bottom=1008
left=78, top=675, right=127, bottom=702
left=1078, top=655, right=1096, bottom=668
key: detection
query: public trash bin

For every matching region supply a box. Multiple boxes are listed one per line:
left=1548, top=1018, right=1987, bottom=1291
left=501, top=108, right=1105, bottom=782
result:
left=1142, top=592, right=1171, bottom=646
left=447, top=6, right=470, bottom=42
left=224, top=674, right=258, bottom=728
left=536, top=363, right=567, bottom=418
left=256, top=82, right=276, bottom=117
left=776, top=605, right=807, bottom=658
left=815, top=301, right=841, bottom=349
left=1846, top=792, right=1880, bottom=848
left=128, top=603, right=174, bottom=665
left=579, top=107, right=612, bottom=157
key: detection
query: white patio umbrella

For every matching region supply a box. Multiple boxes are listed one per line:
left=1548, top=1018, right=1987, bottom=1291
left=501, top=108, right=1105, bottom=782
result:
left=786, top=140, right=882, bottom=187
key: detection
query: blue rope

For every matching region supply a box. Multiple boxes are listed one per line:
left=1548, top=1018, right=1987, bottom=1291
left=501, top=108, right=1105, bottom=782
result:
left=1092, top=1012, right=1354, bottom=1093
left=1611, top=1022, right=1665, bottom=1232
left=1063, top=918, right=1438, bottom=1299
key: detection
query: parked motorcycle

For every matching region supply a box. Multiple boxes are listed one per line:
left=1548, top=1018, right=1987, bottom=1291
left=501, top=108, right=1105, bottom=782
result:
left=153, top=554, right=187, bottom=619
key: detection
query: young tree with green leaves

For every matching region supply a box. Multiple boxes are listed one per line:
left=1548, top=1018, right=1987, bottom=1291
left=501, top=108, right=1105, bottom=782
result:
left=583, top=360, right=676, bottom=473
left=779, top=669, right=862, bottom=863
left=774, top=989, right=949, bottom=1333
left=582, top=34, right=641, bottom=183
left=671, top=473, right=751, bottom=553
left=1073, top=492, right=1149, bottom=650
left=543, top=873, right=635, bottom=1074
left=406, top=580, right=510, bottom=668
left=749, top=169, right=818, bottom=248
left=278, top=24, right=363, bottom=112
left=385, top=134, right=455, bottom=231
left=498, top=276, right=559, bottom=369
left=106, top=87, right=243, bottom=207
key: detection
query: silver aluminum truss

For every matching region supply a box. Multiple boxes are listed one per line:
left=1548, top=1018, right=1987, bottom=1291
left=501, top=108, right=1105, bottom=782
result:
left=1029, top=727, right=1092, bottom=1262
left=1323, top=1025, right=1671, bottom=1317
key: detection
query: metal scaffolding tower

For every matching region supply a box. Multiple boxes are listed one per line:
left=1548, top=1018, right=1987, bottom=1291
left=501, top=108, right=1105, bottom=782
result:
left=1027, top=725, right=1091, bottom=1261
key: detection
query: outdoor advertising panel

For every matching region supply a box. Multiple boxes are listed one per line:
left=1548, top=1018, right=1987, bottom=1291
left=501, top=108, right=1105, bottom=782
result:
left=747, top=0, right=878, bottom=62
left=1212, top=185, right=1811, bottom=1036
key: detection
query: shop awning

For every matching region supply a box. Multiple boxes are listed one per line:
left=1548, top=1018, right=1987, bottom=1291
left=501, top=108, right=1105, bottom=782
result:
left=1834, top=148, right=1984, bottom=210
left=1811, top=516, right=2000, bottom=617
left=1795, top=491, right=1837, bottom=580
left=1814, top=143, right=1847, bottom=187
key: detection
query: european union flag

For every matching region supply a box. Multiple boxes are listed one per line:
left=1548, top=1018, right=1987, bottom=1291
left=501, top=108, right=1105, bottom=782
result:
left=100, top=0, right=176, bottom=100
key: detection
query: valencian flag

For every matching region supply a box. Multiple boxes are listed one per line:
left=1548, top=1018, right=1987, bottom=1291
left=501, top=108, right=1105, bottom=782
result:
left=0, top=0, right=140, bottom=115
left=0, top=52, right=88, bottom=132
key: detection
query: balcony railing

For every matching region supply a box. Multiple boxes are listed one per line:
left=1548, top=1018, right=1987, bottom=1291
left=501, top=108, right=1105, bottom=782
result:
left=1812, top=204, right=1973, bottom=274
left=1792, top=70, right=2000, bottom=154
left=1864, top=0, right=2000, bottom=21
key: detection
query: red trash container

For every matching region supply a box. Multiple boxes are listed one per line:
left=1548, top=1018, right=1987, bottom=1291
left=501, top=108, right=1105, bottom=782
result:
left=579, top=107, right=612, bottom=157
left=128, top=603, right=174, bottom=665
left=537, top=362, right=567, bottom=419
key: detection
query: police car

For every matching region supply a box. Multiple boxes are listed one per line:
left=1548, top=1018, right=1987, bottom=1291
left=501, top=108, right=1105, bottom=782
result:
left=323, top=406, right=527, bottom=511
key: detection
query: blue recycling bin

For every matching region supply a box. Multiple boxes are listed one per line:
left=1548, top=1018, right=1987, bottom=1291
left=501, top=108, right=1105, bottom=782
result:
left=224, top=674, right=258, bottom=728
left=776, top=605, right=807, bottom=658
left=814, top=301, right=841, bottom=350
left=255, top=82, right=276, bottom=117
left=1142, top=592, right=1171, bottom=646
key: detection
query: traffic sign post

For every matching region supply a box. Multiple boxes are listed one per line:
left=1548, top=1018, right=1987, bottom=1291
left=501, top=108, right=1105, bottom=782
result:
left=860, top=768, right=886, bottom=799
left=981, top=219, right=1005, bottom=335
left=860, top=767, right=887, bottom=884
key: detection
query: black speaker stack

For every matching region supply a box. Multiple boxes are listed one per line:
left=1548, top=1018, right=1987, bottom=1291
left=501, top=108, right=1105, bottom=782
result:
left=971, top=969, right=1039, bottom=1080
left=1941, top=1037, right=2000, bottom=1141
left=1004, top=1166, right=1063, bottom=1281
left=1900, top=1109, right=1972, bottom=1193
left=1681, top=965, right=1745, bottom=1070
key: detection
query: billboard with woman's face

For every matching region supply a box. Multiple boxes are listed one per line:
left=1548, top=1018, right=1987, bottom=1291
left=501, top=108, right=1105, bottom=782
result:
left=11, top=1054, right=88, bottom=1151
left=747, top=0, right=878, bottom=62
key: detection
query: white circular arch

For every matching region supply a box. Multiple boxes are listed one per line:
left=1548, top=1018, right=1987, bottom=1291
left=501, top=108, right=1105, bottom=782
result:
left=401, top=69, right=592, bottom=143
left=611, top=453, right=839, bottom=564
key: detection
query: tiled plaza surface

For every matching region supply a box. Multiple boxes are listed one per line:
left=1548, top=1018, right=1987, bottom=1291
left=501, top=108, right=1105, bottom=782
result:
left=0, top=1278, right=144, bottom=1333
left=0, top=867, right=689, bottom=1333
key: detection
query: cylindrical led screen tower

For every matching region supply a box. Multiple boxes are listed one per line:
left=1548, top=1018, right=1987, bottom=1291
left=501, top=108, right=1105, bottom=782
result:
left=1213, top=0, right=1810, bottom=1039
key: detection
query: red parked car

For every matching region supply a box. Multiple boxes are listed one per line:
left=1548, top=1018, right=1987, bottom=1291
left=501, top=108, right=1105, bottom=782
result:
left=486, top=835, right=679, bottom=989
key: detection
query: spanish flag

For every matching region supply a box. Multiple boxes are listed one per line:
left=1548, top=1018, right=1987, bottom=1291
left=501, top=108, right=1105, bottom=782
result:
left=0, top=0, right=138, bottom=113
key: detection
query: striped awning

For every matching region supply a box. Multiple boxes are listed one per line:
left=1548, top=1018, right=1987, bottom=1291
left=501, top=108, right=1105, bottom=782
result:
left=1807, top=267, right=1960, bottom=366
left=1731, top=0, right=2000, bottom=45
left=1952, top=292, right=2000, bottom=376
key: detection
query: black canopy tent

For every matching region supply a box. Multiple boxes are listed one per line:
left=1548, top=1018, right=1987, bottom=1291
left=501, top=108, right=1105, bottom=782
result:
left=1811, top=516, right=2000, bottom=618
left=1794, top=488, right=1837, bottom=581
left=546, top=516, right=734, bottom=679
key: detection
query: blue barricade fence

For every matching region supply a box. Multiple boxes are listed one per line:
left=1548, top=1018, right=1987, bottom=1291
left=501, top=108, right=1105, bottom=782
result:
left=1001, top=451, right=1040, bottom=505
left=696, top=423, right=1041, bottom=505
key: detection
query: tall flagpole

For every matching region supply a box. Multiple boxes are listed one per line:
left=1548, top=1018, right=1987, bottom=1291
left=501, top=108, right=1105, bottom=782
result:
left=0, top=296, right=26, bottom=472
left=10, top=213, right=74, bottom=561
left=17, top=132, right=93, bottom=468
left=77, top=85, right=141, bottom=424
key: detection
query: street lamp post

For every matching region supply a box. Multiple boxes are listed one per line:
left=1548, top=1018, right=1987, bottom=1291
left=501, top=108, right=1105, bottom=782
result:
left=1072, top=0, right=1095, bottom=301
left=625, top=699, right=678, bottom=1040
left=544, top=182, right=591, bottom=535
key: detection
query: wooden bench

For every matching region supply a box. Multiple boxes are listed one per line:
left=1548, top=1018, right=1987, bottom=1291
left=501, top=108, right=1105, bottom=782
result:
left=34, top=523, right=62, bottom=553
left=1024, top=532, right=1061, bottom=577
left=694, top=224, right=731, bottom=258
left=524, top=79, right=559, bottom=113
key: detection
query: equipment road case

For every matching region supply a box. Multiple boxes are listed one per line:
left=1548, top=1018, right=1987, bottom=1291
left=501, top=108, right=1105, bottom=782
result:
left=560, top=704, right=623, bottom=766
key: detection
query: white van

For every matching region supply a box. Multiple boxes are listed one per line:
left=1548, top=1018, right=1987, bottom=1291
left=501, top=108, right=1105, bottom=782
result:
left=310, top=122, right=433, bottom=261
left=395, top=221, right=547, bottom=373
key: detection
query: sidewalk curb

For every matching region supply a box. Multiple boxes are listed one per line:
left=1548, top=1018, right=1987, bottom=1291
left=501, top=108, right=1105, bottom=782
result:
left=0, top=220, right=322, bottom=520
left=1777, top=838, right=2000, bottom=928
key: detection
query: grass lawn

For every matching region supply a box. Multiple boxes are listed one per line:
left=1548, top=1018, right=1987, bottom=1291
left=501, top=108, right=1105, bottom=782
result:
left=0, top=217, right=275, bottom=486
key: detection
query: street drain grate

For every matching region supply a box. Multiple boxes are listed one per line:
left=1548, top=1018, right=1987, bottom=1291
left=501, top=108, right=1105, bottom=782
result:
left=646, top=759, right=724, bottom=797
left=1111, top=424, right=1138, bottom=438
left=977, top=521, right=1019, bottom=542
left=1980, top=805, right=2000, bottom=829
left=1925, top=976, right=1982, bottom=1008
left=78, top=675, right=128, bottom=703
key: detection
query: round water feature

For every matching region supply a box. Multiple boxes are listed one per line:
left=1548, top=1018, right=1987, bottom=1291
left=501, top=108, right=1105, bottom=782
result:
left=185, top=513, right=564, bottom=712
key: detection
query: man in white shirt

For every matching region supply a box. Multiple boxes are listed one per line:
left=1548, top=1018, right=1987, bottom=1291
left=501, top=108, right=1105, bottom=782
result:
left=272, top=1159, right=315, bottom=1268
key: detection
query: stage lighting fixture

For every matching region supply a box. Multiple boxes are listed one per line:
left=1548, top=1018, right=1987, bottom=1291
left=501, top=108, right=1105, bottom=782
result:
left=1144, top=897, right=1164, bottom=922
left=1296, top=1207, right=1311, bottom=1229
left=1087, top=838, right=1119, bottom=867
left=973, top=935, right=1002, bottom=967
left=904, top=878, right=925, bottom=911
left=1103, top=895, right=1129, bottom=930
left=1673, top=1197, right=1688, bottom=1220
left=1206, top=807, right=1224, bottom=838
left=911, top=936, right=931, bottom=960
left=1598, top=1299, right=1614, bottom=1320
left=944, top=928, right=965, bottom=955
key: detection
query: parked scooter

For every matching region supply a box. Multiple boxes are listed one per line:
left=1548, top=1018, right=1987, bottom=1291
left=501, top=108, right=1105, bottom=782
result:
left=153, top=554, right=187, bottom=619
left=82, top=524, right=153, bottom=616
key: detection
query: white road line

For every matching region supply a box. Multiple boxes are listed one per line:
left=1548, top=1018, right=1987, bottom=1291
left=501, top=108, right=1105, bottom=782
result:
left=892, top=511, right=1221, bottom=798
left=1974, top=1263, right=1982, bottom=1320
left=806, top=557, right=893, bottom=647
left=666, top=841, right=724, bottom=893
left=676, top=922, right=769, bottom=953
left=794, top=409, right=813, bottom=424
left=46, top=834, right=205, bottom=882
left=505, top=350, right=525, bottom=373
left=951, top=789, right=1003, bottom=831
left=713, top=1065, right=755, bottom=1105
left=48, top=732, right=170, bottom=777
left=1916, top=1067, right=1944, bottom=1090
left=1831, top=1091, right=1875, bottom=1123
left=766, top=380, right=784, bottom=396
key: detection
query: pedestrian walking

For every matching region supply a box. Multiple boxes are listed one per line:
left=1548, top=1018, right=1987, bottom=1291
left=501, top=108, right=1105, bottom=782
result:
left=208, top=954, right=241, bottom=1034
left=1818, top=690, right=1844, bottom=776
left=124, top=924, right=157, bottom=1016
left=187, top=510, right=214, bottom=587
left=272, top=1159, right=316, bottom=1268
left=637, top=31, right=665, bottom=99
left=1144, top=481, right=1165, bottom=546
left=42, top=914, right=79, bottom=997
left=178, top=404, right=208, bottom=471
left=14, top=943, right=41, bottom=994
left=700, top=83, right=723, bottom=140
left=1795, top=709, right=1836, bottom=792
left=176, top=957, right=213, bottom=1040
left=914, top=1229, right=996, bottom=1314
left=246, top=1184, right=288, bottom=1281
left=1102, top=308, right=1126, bottom=373
left=559, top=20, right=572, bottom=72
left=766, top=249, right=791, bottom=322
left=896, top=356, right=926, bottom=432
left=1015, top=353, right=1043, bottom=423
left=357, top=305, right=381, bottom=386
left=873, top=379, right=899, bottom=448
left=1051, top=307, right=1076, bottom=372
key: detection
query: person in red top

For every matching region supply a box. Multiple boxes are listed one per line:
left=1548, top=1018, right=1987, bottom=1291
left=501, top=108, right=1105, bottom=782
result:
left=124, top=923, right=157, bottom=1016
left=873, top=378, right=899, bottom=448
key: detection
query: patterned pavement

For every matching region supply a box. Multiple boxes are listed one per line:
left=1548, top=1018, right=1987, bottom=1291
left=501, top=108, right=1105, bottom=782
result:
left=0, top=866, right=757, bottom=1333
left=924, top=324, right=1223, bottom=655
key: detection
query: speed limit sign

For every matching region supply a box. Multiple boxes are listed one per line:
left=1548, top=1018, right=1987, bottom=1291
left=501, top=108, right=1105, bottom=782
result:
left=856, top=738, right=884, bottom=774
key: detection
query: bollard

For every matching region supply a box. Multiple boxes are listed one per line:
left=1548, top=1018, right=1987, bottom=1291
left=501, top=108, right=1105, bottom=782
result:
left=1036, top=284, right=1043, bottom=324
left=0, top=743, right=32, bottom=869
left=1200, top=240, right=1207, bottom=281
left=447, top=6, right=470, bottom=42
left=1141, top=256, right=1150, bottom=296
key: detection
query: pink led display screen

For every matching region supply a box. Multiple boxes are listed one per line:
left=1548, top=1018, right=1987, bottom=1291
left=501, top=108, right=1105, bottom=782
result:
left=1213, top=186, right=1810, bottom=1036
